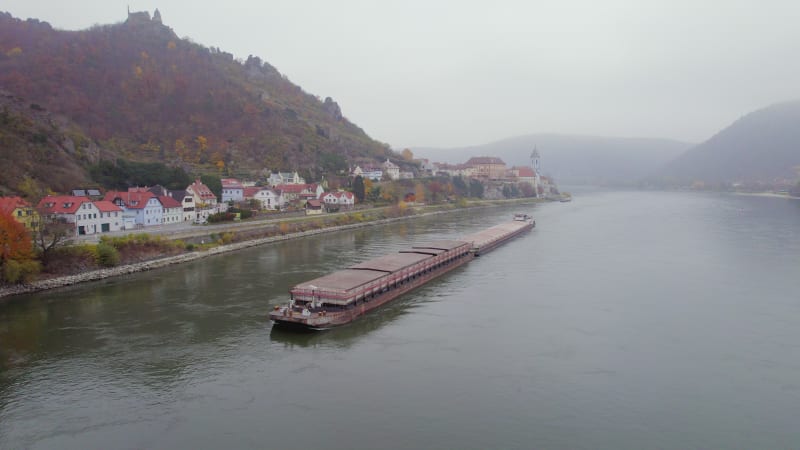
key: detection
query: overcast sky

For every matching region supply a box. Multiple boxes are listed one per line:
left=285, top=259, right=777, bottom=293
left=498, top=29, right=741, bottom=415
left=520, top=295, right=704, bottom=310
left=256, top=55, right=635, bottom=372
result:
left=4, top=0, right=800, bottom=148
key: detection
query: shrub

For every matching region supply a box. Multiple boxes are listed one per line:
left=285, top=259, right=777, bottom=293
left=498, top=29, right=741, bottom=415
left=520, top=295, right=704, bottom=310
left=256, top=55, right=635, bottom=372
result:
left=207, top=212, right=236, bottom=223
left=96, top=243, right=120, bottom=267
left=2, top=260, right=21, bottom=283
left=2, top=259, right=41, bottom=284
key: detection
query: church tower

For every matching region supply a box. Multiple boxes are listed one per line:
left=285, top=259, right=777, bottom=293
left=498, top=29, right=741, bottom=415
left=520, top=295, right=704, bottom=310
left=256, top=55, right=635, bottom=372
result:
left=530, top=146, right=541, bottom=198
left=530, top=146, right=541, bottom=175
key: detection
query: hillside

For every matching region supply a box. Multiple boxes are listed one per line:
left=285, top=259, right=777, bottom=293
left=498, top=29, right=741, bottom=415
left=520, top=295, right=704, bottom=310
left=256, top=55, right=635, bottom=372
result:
left=0, top=10, right=391, bottom=193
left=414, top=134, right=691, bottom=185
left=654, top=101, right=800, bottom=185
left=0, top=89, right=100, bottom=195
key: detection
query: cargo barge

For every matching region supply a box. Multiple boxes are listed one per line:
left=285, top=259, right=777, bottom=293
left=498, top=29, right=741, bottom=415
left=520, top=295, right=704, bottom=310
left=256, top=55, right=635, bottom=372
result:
left=269, top=214, right=534, bottom=330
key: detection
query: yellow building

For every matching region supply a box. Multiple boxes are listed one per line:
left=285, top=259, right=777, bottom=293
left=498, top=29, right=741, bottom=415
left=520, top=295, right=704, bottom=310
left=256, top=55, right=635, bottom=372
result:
left=0, top=196, right=40, bottom=231
left=465, top=156, right=507, bottom=179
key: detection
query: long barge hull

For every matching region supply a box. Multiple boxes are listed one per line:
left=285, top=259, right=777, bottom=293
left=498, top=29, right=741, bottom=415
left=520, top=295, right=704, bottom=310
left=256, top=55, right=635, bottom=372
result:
left=462, top=218, right=535, bottom=256
left=269, top=216, right=534, bottom=330
left=271, top=252, right=474, bottom=329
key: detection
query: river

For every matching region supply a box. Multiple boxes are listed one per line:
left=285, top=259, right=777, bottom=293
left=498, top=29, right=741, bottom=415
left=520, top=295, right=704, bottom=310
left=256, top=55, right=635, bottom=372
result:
left=1, top=190, right=799, bottom=449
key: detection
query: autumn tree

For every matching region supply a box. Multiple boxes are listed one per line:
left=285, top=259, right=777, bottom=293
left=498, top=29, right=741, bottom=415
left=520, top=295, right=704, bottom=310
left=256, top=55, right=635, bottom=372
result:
left=414, top=183, right=426, bottom=203
left=0, top=210, right=39, bottom=283
left=401, top=148, right=414, bottom=161
left=380, top=182, right=398, bottom=203
left=195, top=135, right=209, bottom=164
left=428, top=180, right=444, bottom=203
left=174, top=139, right=189, bottom=161
left=17, top=175, right=47, bottom=200
left=211, top=151, right=226, bottom=173
left=363, top=178, right=374, bottom=200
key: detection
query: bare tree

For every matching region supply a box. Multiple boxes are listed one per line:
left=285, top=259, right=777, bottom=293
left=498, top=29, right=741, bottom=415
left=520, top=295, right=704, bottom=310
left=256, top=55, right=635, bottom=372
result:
left=33, top=215, right=74, bottom=265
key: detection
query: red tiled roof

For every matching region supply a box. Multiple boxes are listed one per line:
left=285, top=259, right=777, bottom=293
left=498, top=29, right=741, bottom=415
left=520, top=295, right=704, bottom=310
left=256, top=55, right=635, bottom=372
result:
left=243, top=187, right=260, bottom=198
left=221, top=178, right=244, bottom=189
left=158, top=195, right=181, bottom=208
left=515, top=167, right=535, bottom=177
left=93, top=201, right=123, bottom=213
left=103, top=190, right=157, bottom=209
left=0, top=196, right=30, bottom=213
left=188, top=179, right=217, bottom=200
left=37, top=195, right=91, bottom=214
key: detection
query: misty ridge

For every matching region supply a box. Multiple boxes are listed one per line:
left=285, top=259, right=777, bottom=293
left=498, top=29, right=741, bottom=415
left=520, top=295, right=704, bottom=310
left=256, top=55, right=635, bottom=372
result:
left=415, top=101, right=800, bottom=189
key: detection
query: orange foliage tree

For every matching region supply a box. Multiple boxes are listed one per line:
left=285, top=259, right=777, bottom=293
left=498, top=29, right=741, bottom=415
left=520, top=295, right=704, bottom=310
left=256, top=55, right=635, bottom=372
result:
left=0, top=210, right=39, bottom=283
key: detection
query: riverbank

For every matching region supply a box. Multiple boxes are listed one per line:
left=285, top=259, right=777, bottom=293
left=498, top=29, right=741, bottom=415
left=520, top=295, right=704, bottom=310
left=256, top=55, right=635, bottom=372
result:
left=733, top=191, right=800, bottom=200
left=0, top=199, right=540, bottom=301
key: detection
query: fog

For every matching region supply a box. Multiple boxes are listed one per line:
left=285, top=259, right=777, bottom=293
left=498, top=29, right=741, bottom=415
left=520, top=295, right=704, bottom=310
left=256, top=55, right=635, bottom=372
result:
left=5, top=0, right=800, bottom=148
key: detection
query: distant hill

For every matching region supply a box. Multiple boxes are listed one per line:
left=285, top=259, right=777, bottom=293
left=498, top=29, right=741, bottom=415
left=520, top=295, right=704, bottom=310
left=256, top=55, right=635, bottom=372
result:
left=654, top=101, right=800, bottom=184
left=0, top=10, right=391, bottom=193
left=414, top=134, right=691, bottom=185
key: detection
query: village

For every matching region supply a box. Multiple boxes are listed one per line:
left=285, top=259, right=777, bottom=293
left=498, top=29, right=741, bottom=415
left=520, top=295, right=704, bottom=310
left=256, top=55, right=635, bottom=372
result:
left=0, top=150, right=559, bottom=239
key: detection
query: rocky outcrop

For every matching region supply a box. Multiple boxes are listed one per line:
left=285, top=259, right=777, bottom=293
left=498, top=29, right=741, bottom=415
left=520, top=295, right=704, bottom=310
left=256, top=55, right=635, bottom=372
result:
left=323, top=97, right=343, bottom=121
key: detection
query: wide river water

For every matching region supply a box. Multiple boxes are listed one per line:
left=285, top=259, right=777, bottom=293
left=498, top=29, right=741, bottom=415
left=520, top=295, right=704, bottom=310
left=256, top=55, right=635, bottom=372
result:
left=1, top=190, right=799, bottom=449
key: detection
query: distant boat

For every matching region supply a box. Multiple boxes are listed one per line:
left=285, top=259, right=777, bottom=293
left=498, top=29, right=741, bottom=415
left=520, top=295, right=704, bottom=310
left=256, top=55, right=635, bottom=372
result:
left=559, top=195, right=572, bottom=202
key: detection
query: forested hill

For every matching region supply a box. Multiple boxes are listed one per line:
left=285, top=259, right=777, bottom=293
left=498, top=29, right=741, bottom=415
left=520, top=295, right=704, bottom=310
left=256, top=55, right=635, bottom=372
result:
left=0, top=10, right=390, bottom=193
left=654, top=101, right=800, bottom=184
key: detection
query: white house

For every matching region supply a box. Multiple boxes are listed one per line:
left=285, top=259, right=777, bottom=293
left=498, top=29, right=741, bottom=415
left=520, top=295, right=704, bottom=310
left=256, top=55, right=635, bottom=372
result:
left=37, top=196, right=123, bottom=235
left=103, top=189, right=164, bottom=227
left=159, top=195, right=183, bottom=224
left=186, top=179, right=218, bottom=221
left=353, top=165, right=383, bottom=181
left=383, top=159, right=400, bottom=180
left=221, top=178, right=245, bottom=203
left=415, top=158, right=437, bottom=176
left=245, top=186, right=284, bottom=210
left=168, top=190, right=195, bottom=222
left=275, top=183, right=324, bottom=206
left=93, top=201, right=124, bottom=233
left=436, top=163, right=476, bottom=178
left=321, top=191, right=355, bottom=210
left=268, top=171, right=304, bottom=187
